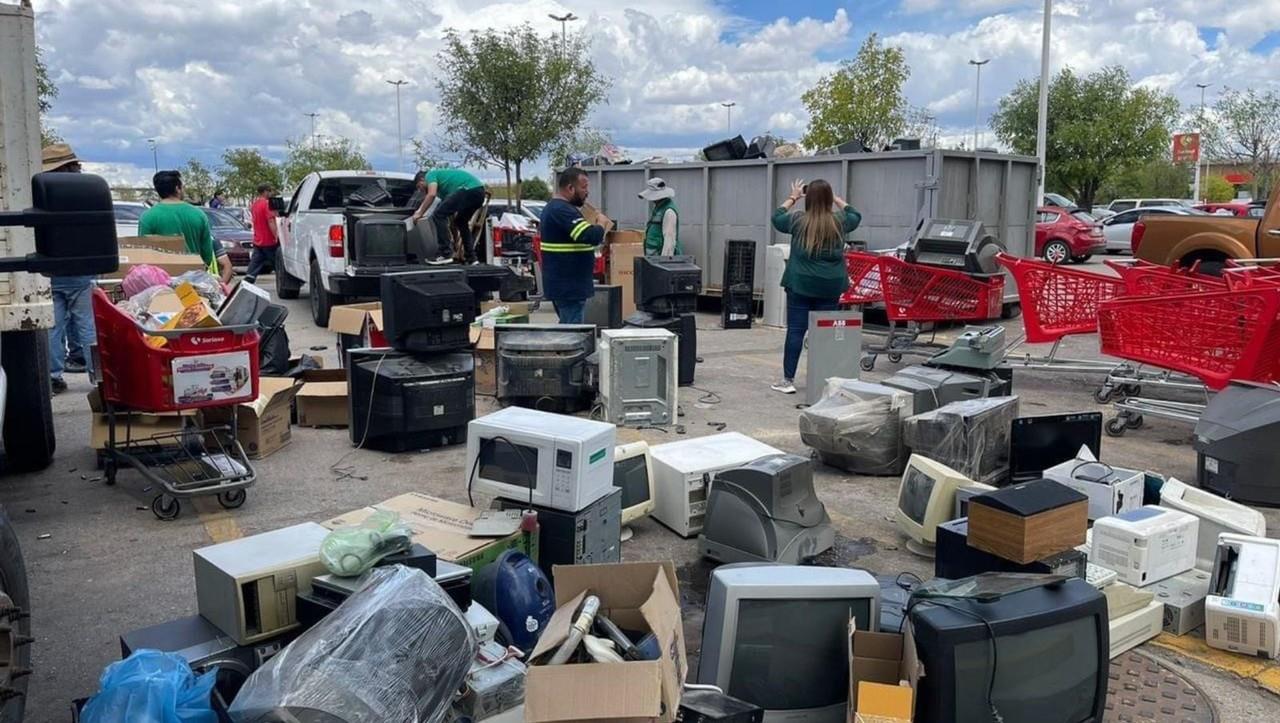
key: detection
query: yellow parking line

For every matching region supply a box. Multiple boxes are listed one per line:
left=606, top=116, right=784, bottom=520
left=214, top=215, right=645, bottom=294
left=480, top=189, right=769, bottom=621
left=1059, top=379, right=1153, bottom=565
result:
left=192, top=496, right=244, bottom=543
left=1151, top=632, right=1279, bottom=685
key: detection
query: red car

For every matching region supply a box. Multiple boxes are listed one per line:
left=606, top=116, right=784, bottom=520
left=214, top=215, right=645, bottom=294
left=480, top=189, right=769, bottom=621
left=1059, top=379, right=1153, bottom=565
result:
left=1035, top=206, right=1105, bottom=264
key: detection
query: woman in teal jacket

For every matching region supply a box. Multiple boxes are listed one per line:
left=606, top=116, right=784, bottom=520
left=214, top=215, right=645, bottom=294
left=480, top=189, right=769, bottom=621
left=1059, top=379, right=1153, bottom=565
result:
left=770, top=178, right=861, bottom=394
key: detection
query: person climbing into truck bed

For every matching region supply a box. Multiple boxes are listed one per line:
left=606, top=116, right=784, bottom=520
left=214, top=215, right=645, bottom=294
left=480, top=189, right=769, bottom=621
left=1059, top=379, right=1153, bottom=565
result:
left=410, top=167, right=487, bottom=264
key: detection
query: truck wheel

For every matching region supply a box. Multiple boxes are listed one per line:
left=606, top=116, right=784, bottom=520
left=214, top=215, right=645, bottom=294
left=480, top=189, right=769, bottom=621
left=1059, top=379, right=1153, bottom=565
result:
left=275, top=262, right=302, bottom=300
left=309, top=258, right=342, bottom=327
left=0, top=331, right=56, bottom=474
left=0, top=505, right=32, bottom=721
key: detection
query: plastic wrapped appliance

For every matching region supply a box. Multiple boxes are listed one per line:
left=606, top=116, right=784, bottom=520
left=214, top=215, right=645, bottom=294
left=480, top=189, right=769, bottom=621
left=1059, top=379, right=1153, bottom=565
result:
left=1193, top=381, right=1280, bottom=505
left=495, top=324, right=595, bottom=412
left=902, top=396, right=1019, bottom=486
left=799, top=378, right=913, bottom=476
left=883, top=364, right=1000, bottom=415
left=228, top=566, right=474, bottom=723
left=904, top=218, right=1004, bottom=274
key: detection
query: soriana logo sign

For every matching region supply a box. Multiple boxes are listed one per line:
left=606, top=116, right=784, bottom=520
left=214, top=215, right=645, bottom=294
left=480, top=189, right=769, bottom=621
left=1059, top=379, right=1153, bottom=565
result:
left=1173, top=133, right=1201, bottom=163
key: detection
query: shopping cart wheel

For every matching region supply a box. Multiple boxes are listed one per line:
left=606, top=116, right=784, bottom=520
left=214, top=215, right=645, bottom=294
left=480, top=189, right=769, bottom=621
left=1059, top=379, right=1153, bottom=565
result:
left=1122, top=384, right=1141, bottom=397
left=103, top=457, right=117, bottom=486
left=1105, top=418, right=1129, bottom=438
left=151, top=494, right=180, bottom=521
left=888, top=353, right=903, bottom=363
left=859, top=355, right=876, bottom=372
left=217, top=489, right=247, bottom=510
left=1126, top=414, right=1145, bottom=430
left=1093, top=387, right=1115, bottom=404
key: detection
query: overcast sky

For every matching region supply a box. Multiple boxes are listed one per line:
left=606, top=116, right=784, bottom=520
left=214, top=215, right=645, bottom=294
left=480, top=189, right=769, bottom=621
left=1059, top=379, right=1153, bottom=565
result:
left=30, top=0, right=1280, bottom=187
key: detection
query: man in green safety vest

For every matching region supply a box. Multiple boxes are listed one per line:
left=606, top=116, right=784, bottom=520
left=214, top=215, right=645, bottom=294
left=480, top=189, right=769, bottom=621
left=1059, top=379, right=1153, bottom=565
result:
left=639, top=177, right=681, bottom=256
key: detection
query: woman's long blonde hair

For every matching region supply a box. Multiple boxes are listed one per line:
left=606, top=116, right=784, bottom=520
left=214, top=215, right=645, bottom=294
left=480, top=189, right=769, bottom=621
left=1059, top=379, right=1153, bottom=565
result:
left=798, top=179, right=842, bottom=254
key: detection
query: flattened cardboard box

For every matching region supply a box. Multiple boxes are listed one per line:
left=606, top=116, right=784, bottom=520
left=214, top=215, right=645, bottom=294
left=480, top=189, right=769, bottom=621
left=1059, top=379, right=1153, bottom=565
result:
left=608, top=234, right=645, bottom=318
left=322, top=492, right=536, bottom=570
left=296, top=381, right=348, bottom=428
left=199, top=377, right=300, bottom=459
left=526, top=561, right=686, bottom=723
left=110, top=237, right=206, bottom=279
left=471, top=326, right=497, bottom=396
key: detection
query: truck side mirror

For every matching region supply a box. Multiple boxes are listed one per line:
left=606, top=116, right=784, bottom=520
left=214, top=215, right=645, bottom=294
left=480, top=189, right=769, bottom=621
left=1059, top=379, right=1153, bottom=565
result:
left=0, top=172, right=119, bottom=276
left=268, top=196, right=286, bottom=213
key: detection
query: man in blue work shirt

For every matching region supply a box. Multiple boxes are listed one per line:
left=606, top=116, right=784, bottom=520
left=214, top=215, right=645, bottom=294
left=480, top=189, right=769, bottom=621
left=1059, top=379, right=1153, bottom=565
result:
left=539, top=168, right=612, bottom=323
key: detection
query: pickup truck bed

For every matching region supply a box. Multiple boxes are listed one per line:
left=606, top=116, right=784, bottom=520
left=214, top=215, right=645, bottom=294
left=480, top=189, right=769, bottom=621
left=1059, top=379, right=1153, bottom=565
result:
left=1135, top=186, right=1280, bottom=270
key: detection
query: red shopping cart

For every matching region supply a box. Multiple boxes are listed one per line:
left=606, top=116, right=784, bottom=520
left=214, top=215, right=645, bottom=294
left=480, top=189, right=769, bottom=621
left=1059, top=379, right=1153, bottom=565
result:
left=1104, top=258, right=1227, bottom=296
left=92, top=288, right=261, bottom=520
left=839, top=251, right=883, bottom=306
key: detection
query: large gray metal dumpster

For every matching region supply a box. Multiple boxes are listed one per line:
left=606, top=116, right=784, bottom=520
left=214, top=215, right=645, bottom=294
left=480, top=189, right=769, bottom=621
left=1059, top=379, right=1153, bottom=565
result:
left=583, top=149, right=1039, bottom=299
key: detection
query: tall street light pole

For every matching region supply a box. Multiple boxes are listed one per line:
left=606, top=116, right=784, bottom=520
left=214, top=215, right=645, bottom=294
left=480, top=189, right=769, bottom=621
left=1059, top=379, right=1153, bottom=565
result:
left=1196, top=82, right=1211, bottom=201
left=721, top=101, right=736, bottom=136
left=146, top=138, right=158, bottom=172
left=386, top=79, right=409, bottom=171
left=548, top=12, right=578, bottom=45
left=1035, top=0, right=1052, bottom=204
left=304, top=112, right=319, bottom=148
left=968, top=58, right=989, bottom=153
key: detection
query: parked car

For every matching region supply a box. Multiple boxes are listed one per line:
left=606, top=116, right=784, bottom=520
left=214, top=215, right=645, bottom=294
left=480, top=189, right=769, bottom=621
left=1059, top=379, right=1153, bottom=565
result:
left=1042, top=192, right=1075, bottom=208
left=1035, top=207, right=1105, bottom=264
left=487, top=198, right=543, bottom=225
left=275, top=170, right=423, bottom=325
left=1104, top=198, right=1190, bottom=213
left=202, top=207, right=255, bottom=269
left=1133, top=184, right=1280, bottom=272
left=1101, top=206, right=1203, bottom=254
left=113, top=201, right=147, bottom=238
left=1194, top=201, right=1266, bottom=218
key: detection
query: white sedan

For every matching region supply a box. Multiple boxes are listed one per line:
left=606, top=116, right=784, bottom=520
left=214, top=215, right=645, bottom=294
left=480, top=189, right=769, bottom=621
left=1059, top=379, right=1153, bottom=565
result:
left=1101, top=206, right=1205, bottom=253
left=113, top=201, right=147, bottom=239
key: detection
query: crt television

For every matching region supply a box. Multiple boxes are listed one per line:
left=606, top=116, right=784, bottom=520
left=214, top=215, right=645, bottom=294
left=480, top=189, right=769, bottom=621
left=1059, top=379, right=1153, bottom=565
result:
left=909, top=577, right=1109, bottom=723
left=698, top=563, right=880, bottom=723
left=613, top=441, right=655, bottom=541
left=347, top=348, right=475, bottom=453
left=379, top=269, right=475, bottom=353
left=465, top=406, right=615, bottom=512
left=495, top=324, right=596, bottom=411
left=895, top=454, right=978, bottom=556
left=635, top=255, right=703, bottom=315
left=1009, top=412, right=1102, bottom=482
left=347, top=213, right=411, bottom=266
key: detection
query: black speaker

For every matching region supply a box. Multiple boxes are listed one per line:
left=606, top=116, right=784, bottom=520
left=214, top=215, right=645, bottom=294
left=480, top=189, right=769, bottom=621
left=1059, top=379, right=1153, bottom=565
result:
left=624, top=311, right=696, bottom=386
left=702, top=135, right=747, bottom=162
left=721, top=239, right=756, bottom=329
left=585, top=284, right=623, bottom=330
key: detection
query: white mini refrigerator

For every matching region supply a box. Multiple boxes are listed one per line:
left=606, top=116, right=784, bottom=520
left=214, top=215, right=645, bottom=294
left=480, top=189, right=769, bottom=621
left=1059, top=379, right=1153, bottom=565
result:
left=649, top=432, right=783, bottom=537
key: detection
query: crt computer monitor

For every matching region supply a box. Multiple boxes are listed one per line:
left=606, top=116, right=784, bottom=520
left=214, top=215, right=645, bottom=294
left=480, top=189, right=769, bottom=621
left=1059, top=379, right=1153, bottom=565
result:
left=698, top=563, right=879, bottom=723
left=1009, top=412, right=1102, bottom=482
left=635, top=255, right=702, bottom=315
left=613, top=441, right=655, bottom=541
left=379, top=269, right=476, bottom=353
left=895, top=454, right=978, bottom=556
left=909, top=577, right=1109, bottom=723
left=348, top=214, right=410, bottom=266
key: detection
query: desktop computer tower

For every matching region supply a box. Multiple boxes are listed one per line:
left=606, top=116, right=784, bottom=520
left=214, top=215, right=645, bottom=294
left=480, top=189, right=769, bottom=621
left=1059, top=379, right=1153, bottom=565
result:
left=495, top=488, right=621, bottom=581
left=624, top=311, right=696, bottom=386
left=721, top=239, right=756, bottom=329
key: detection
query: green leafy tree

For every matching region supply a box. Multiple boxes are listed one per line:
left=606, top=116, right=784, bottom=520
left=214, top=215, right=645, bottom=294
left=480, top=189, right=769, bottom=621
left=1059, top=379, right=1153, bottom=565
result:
left=35, top=47, right=61, bottom=146
left=219, top=148, right=282, bottom=201
left=436, top=24, right=608, bottom=209
left=1099, top=161, right=1191, bottom=202
left=1203, top=175, right=1236, bottom=203
left=801, top=34, right=911, bottom=151
left=520, top=177, right=551, bottom=201
left=1204, top=88, right=1280, bottom=199
left=281, top=137, right=369, bottom=188
left=549, top=127, right=613, bottom=169
left=410, top=137, right=450, bottom=173
left=992, top=66, right=1179, bottom=209
left=179, top=159, right=217, bottom=204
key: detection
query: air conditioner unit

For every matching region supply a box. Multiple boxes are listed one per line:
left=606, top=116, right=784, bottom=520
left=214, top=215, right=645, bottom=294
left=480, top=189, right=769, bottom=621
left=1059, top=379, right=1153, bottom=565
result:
left=1206, top=534, right=1280, bottom=659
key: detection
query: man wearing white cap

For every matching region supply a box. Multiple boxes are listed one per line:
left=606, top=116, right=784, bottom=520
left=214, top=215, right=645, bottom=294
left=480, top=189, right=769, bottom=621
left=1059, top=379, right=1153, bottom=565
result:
left=638, top=177, right=681, bottom=256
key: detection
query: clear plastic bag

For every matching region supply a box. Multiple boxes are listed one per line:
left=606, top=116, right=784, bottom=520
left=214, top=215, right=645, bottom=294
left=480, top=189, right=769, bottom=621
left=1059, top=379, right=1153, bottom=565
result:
left=228, top=565, right=475, bottom=723
left=170, top=270, right=227, bottom=309
left=80, top=649, right=217, bottom=723
left=319, top=509, right=413, bottom=577
left=799, top=378, right=913, bottom=475
left=902, top=396, right=1019, bottom=485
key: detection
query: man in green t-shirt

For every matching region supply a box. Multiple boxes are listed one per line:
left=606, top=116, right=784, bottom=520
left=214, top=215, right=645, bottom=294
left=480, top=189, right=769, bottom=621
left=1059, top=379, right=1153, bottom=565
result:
left=138, top=170, right=232, bottom=283
left=410, top=167, right=486, bottom=264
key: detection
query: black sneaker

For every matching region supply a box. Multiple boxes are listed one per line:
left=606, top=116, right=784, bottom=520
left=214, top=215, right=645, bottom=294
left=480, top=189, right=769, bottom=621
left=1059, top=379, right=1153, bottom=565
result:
left=51, top=377, right=68, bottom=395
left=63, top=358, right=86, bottom=374
left=244, top=276, right=257, bottom=285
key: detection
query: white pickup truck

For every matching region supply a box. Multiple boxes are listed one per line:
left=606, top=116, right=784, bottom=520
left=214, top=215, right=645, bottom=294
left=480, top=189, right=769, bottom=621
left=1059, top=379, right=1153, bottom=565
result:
left=274, top=170, right=446, bottom=325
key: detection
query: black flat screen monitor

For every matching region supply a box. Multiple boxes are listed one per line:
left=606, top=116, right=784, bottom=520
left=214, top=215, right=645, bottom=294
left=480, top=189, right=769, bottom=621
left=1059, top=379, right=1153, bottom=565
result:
left=1009, top=412, right=1102, bottom=482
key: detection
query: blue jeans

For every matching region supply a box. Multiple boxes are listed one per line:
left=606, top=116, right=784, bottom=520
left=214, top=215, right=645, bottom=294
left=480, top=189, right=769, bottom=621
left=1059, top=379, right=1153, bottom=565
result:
left=49, top=276, right=97, bottom=379
left=553, top=299, right=586, bottom=324
left=783, top=291, right=840, bottom=381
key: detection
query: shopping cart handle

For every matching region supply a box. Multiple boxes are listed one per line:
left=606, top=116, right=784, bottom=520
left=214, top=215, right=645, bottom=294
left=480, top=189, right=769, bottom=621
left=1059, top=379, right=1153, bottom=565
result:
left=139, top=323, right=260, bottom=339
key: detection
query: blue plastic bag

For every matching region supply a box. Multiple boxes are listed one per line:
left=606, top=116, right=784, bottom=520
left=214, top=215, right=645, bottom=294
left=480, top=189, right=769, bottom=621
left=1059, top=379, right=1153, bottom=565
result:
left=80, top=649, right=217, bottom=723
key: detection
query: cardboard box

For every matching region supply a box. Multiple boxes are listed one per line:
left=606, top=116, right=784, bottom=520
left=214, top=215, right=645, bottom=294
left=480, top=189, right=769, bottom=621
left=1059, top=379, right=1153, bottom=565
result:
left=329, top=302, right=387, bottom=367
left=199, top=377, right=300, bottom=459
left=322, top=492, right=536, bottom=570
left=471, top=326, right=497, bottom=396
left=110, top=238, right=207, bottom=279
left=526, top=561, right=685, bottom=723
left=295, top=381, right=348, bottom=428
left=608, top=236, right=645, bottom=318
left=1043, top=446, right=1144, bottom=521
left=850, top=626, right=905, bottom=703
left=119, top=235, right=191, bottom=254
left=854, top=683, right=913, bottom=723
left=967, top=480, right=1088, bottom=564
left=147, top=282, right=222, bottom=348
left=90, top=412, right=190, bottom=450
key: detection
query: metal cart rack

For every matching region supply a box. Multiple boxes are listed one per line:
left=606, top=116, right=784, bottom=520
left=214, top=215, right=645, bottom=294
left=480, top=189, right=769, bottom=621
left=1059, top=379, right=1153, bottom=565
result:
left=91, top=288, right=261, bottom=520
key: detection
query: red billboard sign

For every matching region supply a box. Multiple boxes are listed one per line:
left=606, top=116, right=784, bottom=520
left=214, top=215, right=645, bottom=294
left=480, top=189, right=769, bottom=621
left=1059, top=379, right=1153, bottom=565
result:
left=1173, top=133, right=1201, bottom=163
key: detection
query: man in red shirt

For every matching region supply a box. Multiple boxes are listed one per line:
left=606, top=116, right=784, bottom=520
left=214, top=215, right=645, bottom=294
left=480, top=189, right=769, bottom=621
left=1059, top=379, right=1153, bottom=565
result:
left=246, top=183, right=279, bottom=284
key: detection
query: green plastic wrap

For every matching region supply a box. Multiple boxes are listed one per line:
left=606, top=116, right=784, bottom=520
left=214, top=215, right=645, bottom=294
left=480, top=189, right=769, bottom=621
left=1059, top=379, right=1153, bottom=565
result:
left=319, top=509, right=412, bottom=577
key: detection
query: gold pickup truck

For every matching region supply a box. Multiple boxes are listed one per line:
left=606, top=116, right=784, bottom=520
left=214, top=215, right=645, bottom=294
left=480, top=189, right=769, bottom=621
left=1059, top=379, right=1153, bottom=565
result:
left=1134, top=185, right=1280, bottom=272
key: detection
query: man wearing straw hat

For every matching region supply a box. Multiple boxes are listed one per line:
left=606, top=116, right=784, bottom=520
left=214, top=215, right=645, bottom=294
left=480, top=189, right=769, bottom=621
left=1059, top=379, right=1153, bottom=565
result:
left=638, top=177, right=681, bottom=256
left=41, top=143, right=94, bottom=394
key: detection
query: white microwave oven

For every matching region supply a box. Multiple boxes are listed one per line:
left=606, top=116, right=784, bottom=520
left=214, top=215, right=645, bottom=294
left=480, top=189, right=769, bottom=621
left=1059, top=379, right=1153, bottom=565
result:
left=466, top=407, right=616, bottom=512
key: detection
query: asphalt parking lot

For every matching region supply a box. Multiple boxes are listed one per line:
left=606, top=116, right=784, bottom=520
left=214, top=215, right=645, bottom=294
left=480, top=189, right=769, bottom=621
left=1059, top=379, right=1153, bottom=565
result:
left=4, top=261, right=1280, bottom=720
